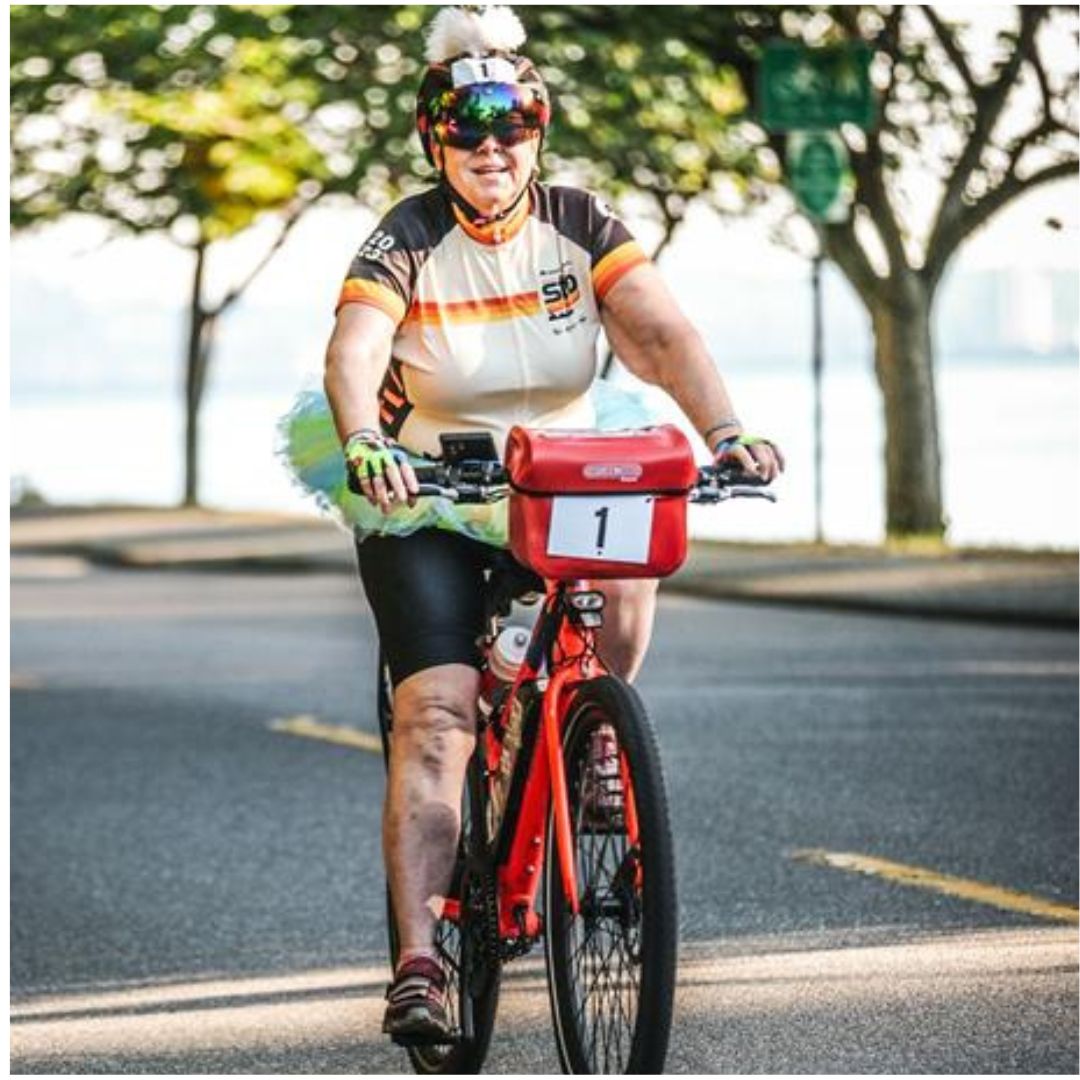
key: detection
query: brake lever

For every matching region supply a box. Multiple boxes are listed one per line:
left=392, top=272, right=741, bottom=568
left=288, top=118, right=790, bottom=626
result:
left=690, top=479, right=778, bottom=504
left=453, top=484, right=510, bottom=504
left=413, top=483, right=510, bottom=504
left=415, top=484, right=457, bottom=499
left=726, top=485, right=778, bottom=502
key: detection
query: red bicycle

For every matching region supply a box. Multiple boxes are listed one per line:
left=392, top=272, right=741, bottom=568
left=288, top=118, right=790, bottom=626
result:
left=375, top=425, right=774, bottom=1074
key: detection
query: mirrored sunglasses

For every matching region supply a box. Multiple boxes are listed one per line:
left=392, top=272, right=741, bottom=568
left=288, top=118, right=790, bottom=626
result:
left=431, top=82, right=548, bottom=151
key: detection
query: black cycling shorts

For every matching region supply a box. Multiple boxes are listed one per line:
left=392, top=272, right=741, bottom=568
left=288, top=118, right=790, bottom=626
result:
left=355, top=529, right=540, bottom=688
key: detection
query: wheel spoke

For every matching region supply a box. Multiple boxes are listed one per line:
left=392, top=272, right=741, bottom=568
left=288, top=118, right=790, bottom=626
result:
left=557, top=717, right=644, bottom=1071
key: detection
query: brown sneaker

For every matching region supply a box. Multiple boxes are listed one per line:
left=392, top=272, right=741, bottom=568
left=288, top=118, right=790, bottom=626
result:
left=382, top=955, right=453, bottom=1046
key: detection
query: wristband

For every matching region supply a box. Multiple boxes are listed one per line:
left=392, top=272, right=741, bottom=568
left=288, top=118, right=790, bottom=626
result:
left=343, top=428, right=384, bottom=456
left=703, top=417, right=742, bottom=448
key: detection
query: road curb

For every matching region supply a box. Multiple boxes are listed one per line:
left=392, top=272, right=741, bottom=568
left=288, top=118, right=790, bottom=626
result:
left=662, top=577, right=1079, bottom=630
left=12, top=510, right=1077, bottom=628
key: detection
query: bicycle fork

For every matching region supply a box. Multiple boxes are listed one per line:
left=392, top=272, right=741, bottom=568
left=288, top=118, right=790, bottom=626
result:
left=544, top=662, right=581, bottom=916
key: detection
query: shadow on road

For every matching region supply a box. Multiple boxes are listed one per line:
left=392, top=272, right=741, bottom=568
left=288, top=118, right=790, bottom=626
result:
left=12, top=927, right=1077, bottom=1074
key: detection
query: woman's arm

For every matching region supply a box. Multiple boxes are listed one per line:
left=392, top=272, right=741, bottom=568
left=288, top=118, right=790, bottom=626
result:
left=324, top=303, right=416, bottom=510
left=324, top=303, right=398, bottom=442
left=600, top=262, right=783, bottom=479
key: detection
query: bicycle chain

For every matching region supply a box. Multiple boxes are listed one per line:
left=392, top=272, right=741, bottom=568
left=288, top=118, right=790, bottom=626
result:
left=479, top=869, right=502, bottom=969
left=465, top=862, right=537, bottom=969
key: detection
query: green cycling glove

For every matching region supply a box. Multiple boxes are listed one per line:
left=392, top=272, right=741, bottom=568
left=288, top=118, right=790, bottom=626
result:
left=344, top=429, right=407, bottom=494
left=713, top=433, right=775, bottom=460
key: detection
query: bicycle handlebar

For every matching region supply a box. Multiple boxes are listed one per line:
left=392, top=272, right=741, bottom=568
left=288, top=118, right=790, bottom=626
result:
left=406, top=461, right=777, bottom=505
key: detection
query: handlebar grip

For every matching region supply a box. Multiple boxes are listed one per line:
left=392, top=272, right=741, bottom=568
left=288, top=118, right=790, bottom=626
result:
left=698, top=464, right=771, bottom=487
left=346, top=463, right=449, bottom=497
left=411, top=465, right=447, bottom=486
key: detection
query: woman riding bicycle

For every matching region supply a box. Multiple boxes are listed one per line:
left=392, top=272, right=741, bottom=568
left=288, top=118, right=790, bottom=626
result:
left=318, top=6, right=783, bottom=1044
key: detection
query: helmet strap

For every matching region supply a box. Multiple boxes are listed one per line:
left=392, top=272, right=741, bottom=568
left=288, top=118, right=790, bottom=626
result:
left=440, top=174, right=531, bottom=227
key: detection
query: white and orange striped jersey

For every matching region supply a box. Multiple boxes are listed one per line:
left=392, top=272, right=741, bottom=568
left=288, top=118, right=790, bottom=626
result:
left=336, top=182, right=649, bottom=457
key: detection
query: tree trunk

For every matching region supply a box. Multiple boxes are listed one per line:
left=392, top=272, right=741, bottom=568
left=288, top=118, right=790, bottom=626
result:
left=183, top=242, right=214, bottom=507
left=869, top=272, right=944, bottom=538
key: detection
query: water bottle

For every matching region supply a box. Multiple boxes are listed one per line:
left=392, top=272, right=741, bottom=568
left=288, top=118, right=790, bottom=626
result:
left=483, top=627, right=531, bottom=819
left=489, top=626, right=530, bottom=683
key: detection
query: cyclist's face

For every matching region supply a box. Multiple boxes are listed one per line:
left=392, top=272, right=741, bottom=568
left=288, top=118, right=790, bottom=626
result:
left=436, top=131, right=539, bottom=214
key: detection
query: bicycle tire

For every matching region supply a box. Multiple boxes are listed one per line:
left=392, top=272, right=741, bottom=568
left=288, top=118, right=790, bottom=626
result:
left=379, top=661, right=500, bottom=1074
left=543, top=676, right=677, bottom=1074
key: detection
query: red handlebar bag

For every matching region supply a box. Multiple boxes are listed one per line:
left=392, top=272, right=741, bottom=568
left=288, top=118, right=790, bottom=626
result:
left=505, top=425, right=697, bottom=579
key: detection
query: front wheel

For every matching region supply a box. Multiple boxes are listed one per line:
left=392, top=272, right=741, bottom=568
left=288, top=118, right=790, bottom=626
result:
left=543, top=676, right=678, bottom=1074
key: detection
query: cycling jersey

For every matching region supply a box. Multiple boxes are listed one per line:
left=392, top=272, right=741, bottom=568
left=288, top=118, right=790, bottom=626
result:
left=336, top=181, right=649, bottom=457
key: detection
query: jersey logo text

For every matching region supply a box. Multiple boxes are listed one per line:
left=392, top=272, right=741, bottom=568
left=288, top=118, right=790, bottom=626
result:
left=358, top=229, right=397, bottom=262
left=540, top=263, right=582, bottom=324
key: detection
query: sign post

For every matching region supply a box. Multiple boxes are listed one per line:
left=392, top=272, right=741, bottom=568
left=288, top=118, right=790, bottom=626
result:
left=758, top=41, right=875, bottom=133
left=786, top=131, right=849, bottom=545
left=811, top=254, right=824, bottom=544
left=759, top=41, right=875, bottom=545
left=786, top=130, right=851, bottom=224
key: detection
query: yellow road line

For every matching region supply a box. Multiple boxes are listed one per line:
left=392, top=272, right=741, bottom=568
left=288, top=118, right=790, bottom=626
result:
left=269, top=715, right=383, bottom=755
left=792, top=848, right=1079, bottom=925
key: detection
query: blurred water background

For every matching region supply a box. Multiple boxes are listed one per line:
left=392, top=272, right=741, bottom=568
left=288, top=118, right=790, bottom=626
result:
left=10, top=357, right=1077, bottom=549
left=10, top=202, right=1078, bottom=550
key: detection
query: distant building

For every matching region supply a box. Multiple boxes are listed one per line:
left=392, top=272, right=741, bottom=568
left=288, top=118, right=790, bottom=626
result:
left=937, top=267, right=1077, bottom=359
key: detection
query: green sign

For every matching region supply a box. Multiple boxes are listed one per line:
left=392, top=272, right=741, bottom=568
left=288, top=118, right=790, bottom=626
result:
left=787, top=131, right=850, bottom=223
left=759, top=41, right=875, bottom=132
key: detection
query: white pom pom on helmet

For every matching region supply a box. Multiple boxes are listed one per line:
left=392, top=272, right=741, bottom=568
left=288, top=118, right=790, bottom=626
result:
left=415, top=5, right=551, bottom=166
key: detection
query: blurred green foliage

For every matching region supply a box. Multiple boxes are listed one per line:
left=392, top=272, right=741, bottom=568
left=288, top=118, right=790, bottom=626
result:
left=9, top=4, right=775, bottom=248
left=10, top=6, right=421, bottom=240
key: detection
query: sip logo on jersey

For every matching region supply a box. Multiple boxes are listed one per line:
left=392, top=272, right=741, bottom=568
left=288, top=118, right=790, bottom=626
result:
left=539, top=261, right=582, bottom=324
left=358, top=228, right=397, bottom=262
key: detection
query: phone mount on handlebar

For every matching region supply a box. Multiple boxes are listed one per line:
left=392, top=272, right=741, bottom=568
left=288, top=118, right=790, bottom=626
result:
left=403, top=432, right=508, bottom=502
left=439, top=432, right=500, bottom=464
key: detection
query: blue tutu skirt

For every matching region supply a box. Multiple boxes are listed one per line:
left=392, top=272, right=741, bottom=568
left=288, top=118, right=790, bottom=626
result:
left=277, top=380, right=661, bottom=548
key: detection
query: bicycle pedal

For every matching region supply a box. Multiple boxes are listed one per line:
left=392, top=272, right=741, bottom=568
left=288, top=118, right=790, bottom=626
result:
left=388, top=1029, right=459, bottom=1048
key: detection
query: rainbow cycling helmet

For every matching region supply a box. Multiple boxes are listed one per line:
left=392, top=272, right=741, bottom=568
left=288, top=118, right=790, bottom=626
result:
left=415, top=6, right=551, bottom=167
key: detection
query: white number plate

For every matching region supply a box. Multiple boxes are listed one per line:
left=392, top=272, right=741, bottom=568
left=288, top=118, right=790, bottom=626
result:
left=547, top=495, right=655, bottom=564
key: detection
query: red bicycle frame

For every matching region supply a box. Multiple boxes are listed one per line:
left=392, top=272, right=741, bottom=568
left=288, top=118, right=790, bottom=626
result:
left=473, top=577, right=641, bottom=940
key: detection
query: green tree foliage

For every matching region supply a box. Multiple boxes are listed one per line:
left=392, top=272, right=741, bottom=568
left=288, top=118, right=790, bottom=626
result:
left=524, top=7, right=776, bottom=246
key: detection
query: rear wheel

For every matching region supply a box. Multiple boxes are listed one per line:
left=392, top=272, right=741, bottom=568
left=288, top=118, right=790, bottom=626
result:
left=380, top=660, right=499, bottom=1074
left=543, top=676, right=677, bottom=1074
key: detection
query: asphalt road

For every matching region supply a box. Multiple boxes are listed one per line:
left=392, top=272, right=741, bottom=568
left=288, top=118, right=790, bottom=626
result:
left=10, top=564, right=1079, bottom=1073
